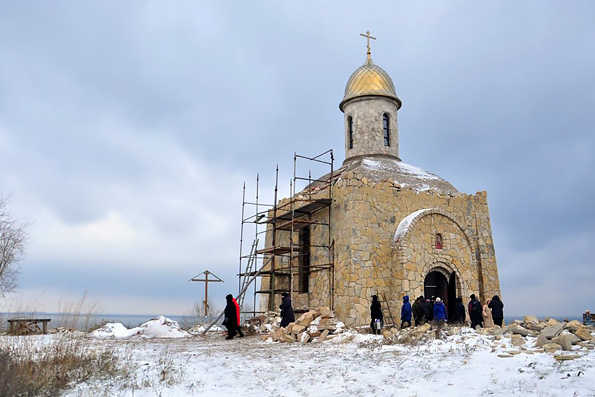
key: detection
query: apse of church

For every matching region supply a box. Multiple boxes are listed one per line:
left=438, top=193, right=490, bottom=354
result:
left=254, top=33, right=501, bottom=327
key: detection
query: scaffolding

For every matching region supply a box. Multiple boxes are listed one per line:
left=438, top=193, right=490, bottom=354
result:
left=238, top=149, right=336, bottom=315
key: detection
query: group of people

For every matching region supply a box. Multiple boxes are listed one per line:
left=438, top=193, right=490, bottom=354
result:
left=371, top=293, right=505, bottom=333
left=468, top=294, right=505, bottom=329
left=223, top=291, right=504, bottom=339
left=223, top=292, right=295, bottom=340
left=371, top=294, right=449, bottom=333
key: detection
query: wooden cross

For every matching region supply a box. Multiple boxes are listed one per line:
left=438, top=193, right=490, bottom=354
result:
left=360, top=30, right=376, bottom=55
left=190, top=270, right=224, bottom=317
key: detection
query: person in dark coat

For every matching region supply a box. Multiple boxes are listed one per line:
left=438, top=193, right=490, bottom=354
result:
left=401, top=295, right=412, bottom=329
left=412, top=296, right=424, bottom=326
left=223, top=294, right=238, bottom=339
left=450, top=297, right=466, bottom=324
left=419, top=296, right=432, bottom=323
left=370, top=295, right=383, bottom=334
left=468, top=294, right=483, bottom=329
left=279, top=292, right=295, bottom=327
left=488, top=295, right=504, bottom=327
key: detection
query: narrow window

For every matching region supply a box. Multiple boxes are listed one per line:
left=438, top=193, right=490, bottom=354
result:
left=383, top=113, right=390, bottom=146
left=348, top=116, right=354, bottom=149
left=298, top=227, right=310, bottom=293
left=435, top=233, right=443, bottom=250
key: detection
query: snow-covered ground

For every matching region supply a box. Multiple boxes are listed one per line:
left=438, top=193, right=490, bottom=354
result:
left=54, top=317, right=594, bottom=396
left=2, top=316, right=594, bottom=396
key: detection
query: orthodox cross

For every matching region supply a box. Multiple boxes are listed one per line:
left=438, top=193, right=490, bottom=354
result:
left=190, top=270, right=224, bottom=317
left=360, top=30, right=376, bottom=55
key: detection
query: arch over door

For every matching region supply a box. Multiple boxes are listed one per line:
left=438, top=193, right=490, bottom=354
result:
left=392, top=208, right=477, bottom=303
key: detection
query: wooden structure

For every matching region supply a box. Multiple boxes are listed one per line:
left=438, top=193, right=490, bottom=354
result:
left=190, top=270, right=224, bottom=317
left=8, top=318, right=51, bottom=335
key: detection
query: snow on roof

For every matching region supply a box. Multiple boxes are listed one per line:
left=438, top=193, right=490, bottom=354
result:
left=350, top=157, right=458, bottom=194
left=362, top=158, right=440, bottom=181
left=91, top=315, right=190, bottom=339
left=394, top=208, right=432, bottom=242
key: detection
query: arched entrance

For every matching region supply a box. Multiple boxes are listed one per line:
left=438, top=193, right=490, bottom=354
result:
left=424, top=270, right=458, bottom=318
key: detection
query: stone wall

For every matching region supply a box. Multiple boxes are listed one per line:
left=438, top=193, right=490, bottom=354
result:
left=259, top=168, right=501, bottom=328
left=343, top=97, right=400, bottom=161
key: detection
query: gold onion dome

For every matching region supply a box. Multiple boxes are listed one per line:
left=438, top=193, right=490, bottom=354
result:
left=340, top=55, right=402, bottom=112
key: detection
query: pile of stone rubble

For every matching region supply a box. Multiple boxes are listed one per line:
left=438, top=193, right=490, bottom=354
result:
left=383, top=316, right=594, bottom=361
left=259, top=307, right=346, bottom=343
left=495, top=316, right=594, bottom=360
left=253, top=311, right=594, bottom=360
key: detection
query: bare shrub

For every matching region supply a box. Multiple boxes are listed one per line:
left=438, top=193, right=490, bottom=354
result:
left=0, top=333, right=122, bottom=396
left=55, top=291, right=103, bottom=332
left=0, top=196, right=29, bottom=295
left=181, top=298, right=222, bottom=329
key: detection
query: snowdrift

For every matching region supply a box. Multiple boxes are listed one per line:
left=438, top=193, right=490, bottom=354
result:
left=91, top=315, right=190, bottom=338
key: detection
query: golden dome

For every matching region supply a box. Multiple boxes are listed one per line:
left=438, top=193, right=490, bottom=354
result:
left=339, top=56, right=402, bottom=112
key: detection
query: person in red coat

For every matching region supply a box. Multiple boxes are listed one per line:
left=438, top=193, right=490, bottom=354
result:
left=223, top=294, right=243, bottom=339
left=232, top=296, right=244, bottom=337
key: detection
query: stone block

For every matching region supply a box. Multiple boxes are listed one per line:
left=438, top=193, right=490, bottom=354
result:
left=524, top=322, right=545, bottom=332
left=552, top=334, right=572, bottom=351
left=566, top=333, right=582, bottom=345
left=291, top=324, right=306, bottom=335
left=543, top=343, right=562, bottom=353
left=523, top=316, right=538, bottom=324
left=411, top=323, right=432, bottom=338
left=554, top=354, right=580, bottom=361
left=300, top=332, right=310, bottom=344
left=295, top=310, right=318, bottom=327
left=535, top=334, right=547, bottom=348
left=271, top=328, right=282, bottom=342
left=282, top=334, right=295, bottom=343
left=509, top=324, right=530, bottom=336
left=565, top=320, right=582, bottom=332
left=540, top=323, right=566, bottom=339
left=318, top=329, right=330, bottom=343
left=574, top=326, right=594, bottom=341
left=510, top=334, right=525, bottom=347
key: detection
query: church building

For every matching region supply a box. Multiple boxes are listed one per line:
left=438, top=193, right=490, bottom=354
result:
left=255, top=34, right=501, bottom=327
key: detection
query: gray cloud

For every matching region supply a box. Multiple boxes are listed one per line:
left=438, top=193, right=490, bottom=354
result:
left=1, top=2, right=593, bottom=318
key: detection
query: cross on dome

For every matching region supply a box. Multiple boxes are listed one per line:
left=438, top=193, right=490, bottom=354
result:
left=360, top=30, right=376, bottom=59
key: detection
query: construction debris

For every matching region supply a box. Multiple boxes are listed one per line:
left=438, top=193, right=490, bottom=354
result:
left=253, top=311, right=594, bottom=363
left=259, top=307, right=346, bottom=343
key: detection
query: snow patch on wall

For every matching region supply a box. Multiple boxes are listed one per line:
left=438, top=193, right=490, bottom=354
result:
left=394, top=208, right=433, bottom=242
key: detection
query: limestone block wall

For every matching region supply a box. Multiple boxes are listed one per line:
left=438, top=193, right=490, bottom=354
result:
left=330, top=174, right=397, bottom=325
left=328, top=170, right=501, bottom=327
left=258, top=169, right=501, bottom=328
left=393, top=210, right=476, bottom=303
left=343, top=97, right=400, bottom=161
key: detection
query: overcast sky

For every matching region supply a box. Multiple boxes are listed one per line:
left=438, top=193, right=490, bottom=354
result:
left=1, top=2, right=593, bottom=318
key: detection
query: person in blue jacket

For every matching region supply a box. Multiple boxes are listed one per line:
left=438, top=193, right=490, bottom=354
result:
left=401, top=295, right=412, bottom=329
left=433, top=297, right=447, bottom=324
